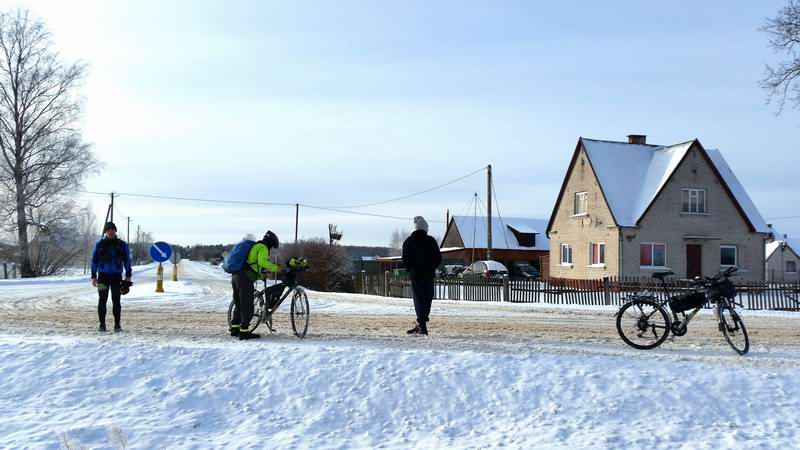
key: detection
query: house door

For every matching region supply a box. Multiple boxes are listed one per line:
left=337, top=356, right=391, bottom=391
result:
left=686, top=244, right=702, bottom=279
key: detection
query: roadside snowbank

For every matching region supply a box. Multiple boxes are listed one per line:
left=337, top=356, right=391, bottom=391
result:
left=1, top=334, right=798, bottom=449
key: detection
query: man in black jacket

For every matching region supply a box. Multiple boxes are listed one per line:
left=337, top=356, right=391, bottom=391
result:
left=402, top=216, right=442, bottom=335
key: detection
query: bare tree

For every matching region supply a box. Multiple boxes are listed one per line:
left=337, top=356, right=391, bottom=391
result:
left=761, top=0, right=800, bottom=113
left=0, top=9, right=99, bottom=277
left=389, top=228, right=410, bottom=256
left=279, top=238, right=353, bottom=292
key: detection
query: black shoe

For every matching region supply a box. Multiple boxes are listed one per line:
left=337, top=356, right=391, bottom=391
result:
left=98, top=324, right=107, bottom=332
left=230, top=327, right=240, bottom=337
left=114, top=325, right=122, bottom=333
left=406, top=324, right=428, bottom=335
left=238, top=331, right=261, bottom=340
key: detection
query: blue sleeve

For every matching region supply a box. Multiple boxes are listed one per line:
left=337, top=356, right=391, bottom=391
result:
left=123, top=242, right=132, bottom=278
left=90, top=241, right=100, bottom=278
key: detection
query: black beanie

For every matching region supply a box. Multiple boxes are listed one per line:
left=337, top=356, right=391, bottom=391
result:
left=104, top=222, right=117, bottom=232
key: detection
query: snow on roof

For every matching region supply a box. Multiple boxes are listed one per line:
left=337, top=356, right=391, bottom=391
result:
left=451, top=216, right=550, bottom=251
left=705, top=149, right=770, bottom=234
left=767, top=238, right=800, bottom=259
left=582, top=139, right=692, bottom=226
left=582, top=139, right=769, bottom=233
left=767, top=241, right=783, bottom=259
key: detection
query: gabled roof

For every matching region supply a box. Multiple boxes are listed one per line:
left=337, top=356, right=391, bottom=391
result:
left=448, top=216, right=549, bottom=251
left=547, top=137, right=770, bottom=234
left=767, top=239, right=800, bottom=260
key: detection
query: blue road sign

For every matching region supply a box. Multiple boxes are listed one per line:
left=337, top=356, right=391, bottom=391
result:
left=150, top=241, right=173, bottom=263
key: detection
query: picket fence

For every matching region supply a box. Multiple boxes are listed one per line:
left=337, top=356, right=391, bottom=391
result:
left=353, top=272, right=800, bottom=311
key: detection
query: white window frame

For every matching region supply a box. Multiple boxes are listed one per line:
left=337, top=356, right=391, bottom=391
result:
left=574, top=191, right=588, bottom=216
left=786, top=260, right=797, bottom=274
left=589, top=242, right=605, bottom=267
left=682, top=188, right=707, bottom=214
left=640, top=243, right=667, bottom=269
left=720, top=245, right=738, bottom=267
left=560, top=243, right=573, bottom=266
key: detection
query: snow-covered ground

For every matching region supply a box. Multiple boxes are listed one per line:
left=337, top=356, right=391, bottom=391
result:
left=2, top=260, right=800, bottom=449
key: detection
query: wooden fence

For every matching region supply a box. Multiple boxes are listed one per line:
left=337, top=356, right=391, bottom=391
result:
left=352, top=272, right=800, bottom=311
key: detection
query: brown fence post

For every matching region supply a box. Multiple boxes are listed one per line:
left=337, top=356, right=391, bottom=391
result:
left=384, top=271, right=390, bottom=297
left=603, top=276, right=610, bottom=305
left=502, top=274, right=509, bottom=302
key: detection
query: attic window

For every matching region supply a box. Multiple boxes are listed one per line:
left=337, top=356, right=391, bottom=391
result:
left=507, top=224, right=537, bottom=247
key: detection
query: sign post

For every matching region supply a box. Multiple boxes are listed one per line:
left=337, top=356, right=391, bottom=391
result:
left=150, top=242, right=173, bottom=293
left=170, top=251, right=182, bottom=282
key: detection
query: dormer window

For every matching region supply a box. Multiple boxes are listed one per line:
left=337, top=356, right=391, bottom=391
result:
left=507, top=224, right=537, bottom=247
left=574, top=192, right=588, bottom=215
left=682, top=189, right=706, bottom=214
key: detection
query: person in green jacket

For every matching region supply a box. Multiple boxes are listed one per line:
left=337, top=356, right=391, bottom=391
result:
left=230, top=230, right=281, bottom=340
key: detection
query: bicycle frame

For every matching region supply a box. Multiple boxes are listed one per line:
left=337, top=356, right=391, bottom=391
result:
left=255, top=279, right=302, bottom=327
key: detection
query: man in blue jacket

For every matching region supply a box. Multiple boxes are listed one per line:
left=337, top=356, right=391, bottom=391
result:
left=91, top=222, right=132, bottom=332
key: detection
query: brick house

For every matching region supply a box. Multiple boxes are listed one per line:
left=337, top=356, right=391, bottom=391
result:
left=546, top=135, right=771, bottom=282
left=766, top=236, right=800, bottom=283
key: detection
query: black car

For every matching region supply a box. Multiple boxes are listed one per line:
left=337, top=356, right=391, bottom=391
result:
left=509, top=262, right=540, bottom=279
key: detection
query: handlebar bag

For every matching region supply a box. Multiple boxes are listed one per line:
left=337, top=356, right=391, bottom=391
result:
left=669, top=292, right=706, bottom=313
left=717, top=279, right=737, bottom=299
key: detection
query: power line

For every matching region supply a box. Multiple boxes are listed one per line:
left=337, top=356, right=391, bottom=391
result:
left=766, top=215, right=800, bottom=220
left=300, top=204, right=445, bottom=223
left=79, top=190, right=443, bottom=223
left=316, top=166, right=488, bottom=209
left=490, top=179, right=511, bottom=249
left=80, top=190, right=295, bottom=207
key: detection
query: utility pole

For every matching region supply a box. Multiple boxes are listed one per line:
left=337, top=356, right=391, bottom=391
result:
left=110, top=192, right=115, bottom=223
left=487, top=164, right=492, bottom=261
left=295, top=203, right=299, bottom=244
left=127, top=217, right=131, bottom=243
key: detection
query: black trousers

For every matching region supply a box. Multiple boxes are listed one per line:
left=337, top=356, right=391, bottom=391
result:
left=411, top=276, right=434, bottom=324
left=231, top=271, right=255, bottom=330
left=97, top=272, right=122, bottom=327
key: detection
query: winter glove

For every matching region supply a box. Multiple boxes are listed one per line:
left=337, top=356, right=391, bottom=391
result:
left=120, top=280, right=133, bottom=296
left=288, top=257, right=308, bottom=269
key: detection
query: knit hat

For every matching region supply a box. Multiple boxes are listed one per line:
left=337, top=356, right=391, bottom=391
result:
left=103, top=222, right=117, bottom=232
left=413, top=216, right=429, bottom=232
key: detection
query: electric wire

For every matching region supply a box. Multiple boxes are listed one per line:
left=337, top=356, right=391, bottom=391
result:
left=317, top=166, right=488, bottom=209
left=490, top=179, right=511, bottom=249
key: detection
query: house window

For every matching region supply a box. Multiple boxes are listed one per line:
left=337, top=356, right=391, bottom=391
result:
left=682, top=189, right=707, bottom=214
left=574, top=192, right=588, bottom=215
left=787, top=261, right=797, bottom=274
left=640, top=243, right=667, bottom=267
left=720, top=245, right=737, bottom=267
left=590, top=242, right=605, bottom=265
left=560, top=244, right=573, bottom=265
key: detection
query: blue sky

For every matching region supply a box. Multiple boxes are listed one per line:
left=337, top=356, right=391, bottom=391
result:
left=9, top=0, right=800, bottom=246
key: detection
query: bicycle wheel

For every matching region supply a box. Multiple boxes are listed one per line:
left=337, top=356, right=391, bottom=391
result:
left=719, top=302, right=749, bottom=355
left=227, top=295, right=264, bottom=332
left=616, top=297, right=671, bottom=350
left=290, top=288, right=309, bottom=338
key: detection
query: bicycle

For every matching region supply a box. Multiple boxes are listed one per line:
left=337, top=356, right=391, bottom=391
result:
left=615, top=266, right=749, bottom=355
left=227, top=258, right=310, bottom=338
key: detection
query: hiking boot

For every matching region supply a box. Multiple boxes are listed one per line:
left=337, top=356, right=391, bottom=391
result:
left=406, top=324, right=428, bottom=335
left=114, top=325, right=122, bottom=333
left=238, top=331, right=261, bottom=340
left=229, top=326, right=240, bottom=337
left=98, top=324, right=107, bottom=332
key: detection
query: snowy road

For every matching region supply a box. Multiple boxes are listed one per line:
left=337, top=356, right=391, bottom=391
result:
left=2, top=261, right=800, bottom=448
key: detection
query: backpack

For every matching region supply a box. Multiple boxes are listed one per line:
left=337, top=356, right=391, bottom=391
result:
left=222, top=240, right=256, bottom=274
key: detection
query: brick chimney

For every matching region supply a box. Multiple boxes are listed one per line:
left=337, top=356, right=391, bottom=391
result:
left=627, top=134, right=646, bottom=144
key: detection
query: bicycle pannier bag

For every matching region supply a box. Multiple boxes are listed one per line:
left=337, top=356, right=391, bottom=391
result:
left=222, top=239, right=256, bottom=274
left=669, top=292, right=706, bottom=313
left=718, top=279, right=737, bottom=299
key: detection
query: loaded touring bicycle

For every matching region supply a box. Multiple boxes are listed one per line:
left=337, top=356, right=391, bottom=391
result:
left=615, top=266, right=749, bottom=355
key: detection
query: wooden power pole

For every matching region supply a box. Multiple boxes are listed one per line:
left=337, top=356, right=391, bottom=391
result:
left=487, top=164, right=492, bottom=261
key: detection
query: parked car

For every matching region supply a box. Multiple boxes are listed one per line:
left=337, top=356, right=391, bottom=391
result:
left=442, top=264, right=465, bottom=278
left=509, top=262, right=540, bottom=280
left=461, top=260, right=508, bottom=279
